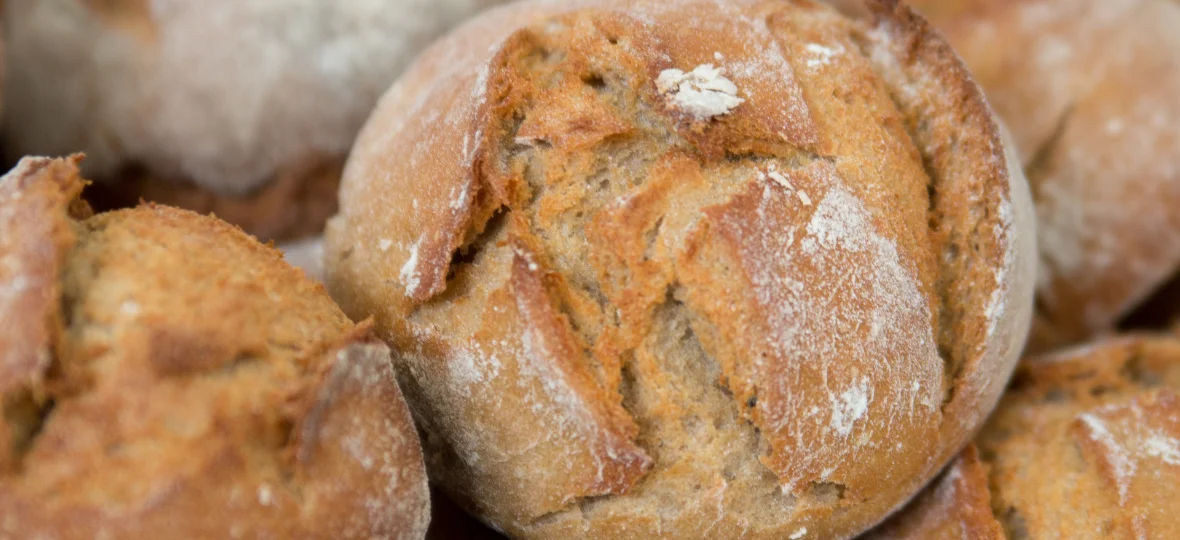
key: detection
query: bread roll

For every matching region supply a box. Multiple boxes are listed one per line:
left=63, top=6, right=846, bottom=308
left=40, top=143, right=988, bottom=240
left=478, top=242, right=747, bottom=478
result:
left=2, top=0, right=510, bottom=240
left=325, top=0, right=1036, bottom=537
left=892, top=0, right=1180, bottom=352
left=871, top=335, right=1180, bottom=538
left=0, top=157, right=429, bottom=539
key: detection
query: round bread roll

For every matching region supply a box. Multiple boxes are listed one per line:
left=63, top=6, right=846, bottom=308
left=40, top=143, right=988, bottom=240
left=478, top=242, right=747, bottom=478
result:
left=871, top=335, right=1180, bottom=538
left=2, top=0, right=510, bottom=241
left=0, top=157, right=430, bottom=539
left=885, top=0, right=1180, bottom=352
left=325, top=0, right=1037, bottom=537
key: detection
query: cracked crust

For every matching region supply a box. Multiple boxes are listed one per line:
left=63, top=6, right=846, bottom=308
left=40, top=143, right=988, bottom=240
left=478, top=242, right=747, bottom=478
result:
left=325, top=0, right=1034, bottom=537
left=898, top=0, right=1180, bottom=352
left=0, top=157, right=430, bottom=539
left=871, top=335, right=1180, bottom=539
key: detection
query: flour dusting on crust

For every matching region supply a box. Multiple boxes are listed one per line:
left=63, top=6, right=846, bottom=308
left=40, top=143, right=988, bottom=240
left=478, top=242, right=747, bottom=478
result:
left=656, top=63, right=744, bottom=120
left=708, top=161, right=942, bottom=494
left=399, top=239, right=423, bottom=297
left=1075, top=393, right=1180, bottom=507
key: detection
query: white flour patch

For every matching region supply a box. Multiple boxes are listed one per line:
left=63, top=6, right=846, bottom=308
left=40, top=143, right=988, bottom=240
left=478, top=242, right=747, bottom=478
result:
left=1145, top=432, right=1180, bottom=465
left=830, top=379, right=870, bottom=437
left=257, top=484, right=274, bottom=506
left=448, top=345, right=501, bottom=389
left=985, top=198, right=1015, bottom=337
left=399, top=239, right=422, bottom=297
left=767, top=169, right=794, bottom=190
left=656, top=63, right=744, bottom=120
left=803, top=43, right=844, bottom=68
left=120, top=300, right=142, bottom=316
left=1077, top=412, right=1136, bottom=503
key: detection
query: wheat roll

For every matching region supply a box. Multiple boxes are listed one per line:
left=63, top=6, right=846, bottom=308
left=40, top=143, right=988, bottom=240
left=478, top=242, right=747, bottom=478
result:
left=872, top=335, right=1180, bottom=538
left=325, top=0, right=1036, bottom=537
left=0, top=157, right=430, bottom=539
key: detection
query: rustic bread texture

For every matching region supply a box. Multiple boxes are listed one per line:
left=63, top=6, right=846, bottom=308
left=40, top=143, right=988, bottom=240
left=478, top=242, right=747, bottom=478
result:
left=866, top=444, right=1004, bottom=539
left=982, top=336, right=1180, bottom=538
left=872, top=335, right=1180, bottom=539
left=1, top=0, right=510, bottom=239
left=890, top=0, right=1180, bottom=352
left=0, top=157, right=430, bottom=539
left=325, top=0, right=1035, bottom=537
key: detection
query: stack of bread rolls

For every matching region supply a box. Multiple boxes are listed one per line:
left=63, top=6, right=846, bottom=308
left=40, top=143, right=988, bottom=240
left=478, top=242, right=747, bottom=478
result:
left=1, top=0, right=1178, bottom=538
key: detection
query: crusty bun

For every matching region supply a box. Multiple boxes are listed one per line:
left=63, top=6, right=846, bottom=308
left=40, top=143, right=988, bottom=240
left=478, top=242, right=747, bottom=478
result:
left=325, top=0, right=1035, bottom=537
left=891, top=0, right=1180, bottom=352
left=0, top=157, right=429, bottom=539
left=871, top=335, right=1180, bottom=538
left=1, top=0, right=510, bottom=240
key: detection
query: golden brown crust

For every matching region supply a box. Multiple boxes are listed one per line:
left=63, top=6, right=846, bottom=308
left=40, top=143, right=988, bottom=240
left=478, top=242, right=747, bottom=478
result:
left=327, top=0, right=1032, bottom=537
left=877, top=336, right=1180, bottom=538
left=0, top=158, right=430, bottom=539
left=0, top=157, right=90, bottom=472
left=866, top=445, right=1004, bottom=540
left=975, top=336, right=1180, bottom=538
left=903, top=0, right=1180, bottom=352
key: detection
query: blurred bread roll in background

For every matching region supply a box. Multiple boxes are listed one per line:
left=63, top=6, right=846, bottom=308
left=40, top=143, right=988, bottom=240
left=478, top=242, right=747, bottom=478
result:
left=871, top=335, right=1180, bottom=538
left=325, top=0, right=1035, bottom=537
left=0, top=157, right=429, bottom=539
left=848, top=0, right=1180, bottom=351
left=1, top=0, right=510, bottom=241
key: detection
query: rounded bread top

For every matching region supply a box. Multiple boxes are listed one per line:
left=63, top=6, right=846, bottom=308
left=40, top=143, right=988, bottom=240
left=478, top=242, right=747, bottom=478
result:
left=327, top=0, right=1034, bottom=537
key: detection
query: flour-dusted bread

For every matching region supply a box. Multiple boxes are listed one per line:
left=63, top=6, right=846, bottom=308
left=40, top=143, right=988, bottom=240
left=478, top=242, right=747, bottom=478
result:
left=870, top=335, right=1180, bottom=538
left=2, top=0, right=510, bottom=241
left=324, top=0, right=1036, bottom=537
left=883, top=0, right=1180, bottom=352
left=0, top=157, right=430, bottom=539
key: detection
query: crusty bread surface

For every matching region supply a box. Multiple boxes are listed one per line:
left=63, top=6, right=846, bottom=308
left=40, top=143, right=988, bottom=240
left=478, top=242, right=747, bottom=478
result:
left=0, top=156, right=430, bottom=539
left=325, top=0, right=1036, bottom=537
left=896, top=0, right=1180, bottom=352
left=869, top=335, right=1180, bottom=539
